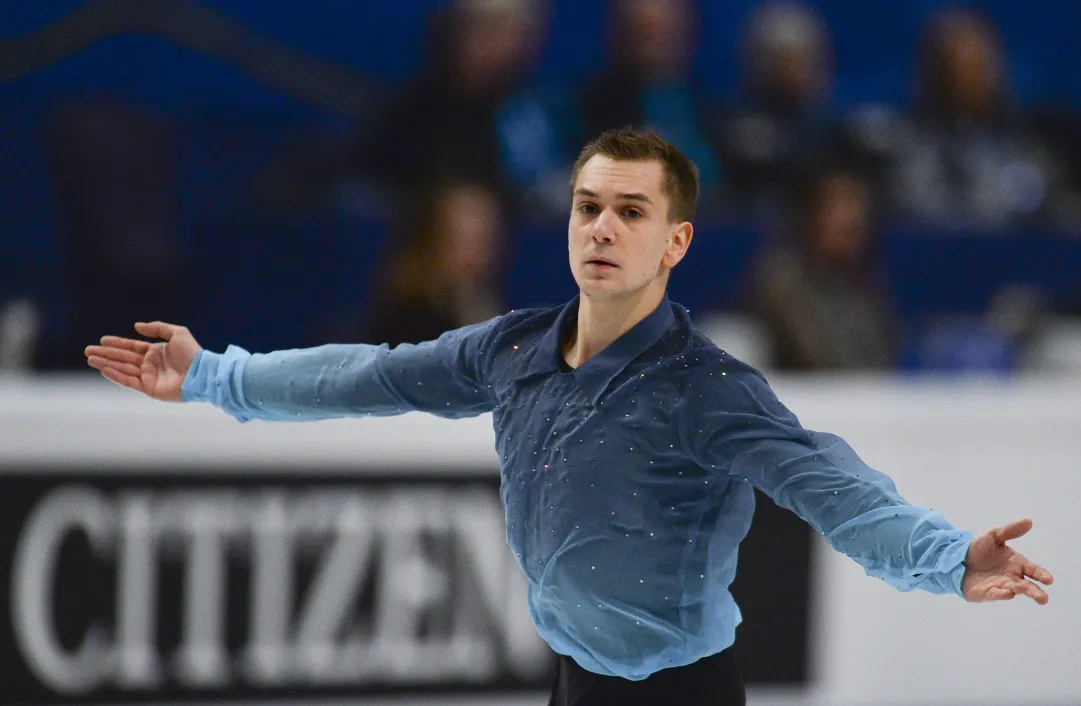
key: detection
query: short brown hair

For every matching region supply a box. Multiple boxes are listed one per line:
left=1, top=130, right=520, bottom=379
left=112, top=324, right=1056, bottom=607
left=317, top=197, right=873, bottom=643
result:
left=570, top=127, right=700, bottom=223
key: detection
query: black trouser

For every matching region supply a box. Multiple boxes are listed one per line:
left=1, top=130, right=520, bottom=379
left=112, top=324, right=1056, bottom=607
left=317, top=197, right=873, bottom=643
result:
left=547, top=647, right=745, bottom=706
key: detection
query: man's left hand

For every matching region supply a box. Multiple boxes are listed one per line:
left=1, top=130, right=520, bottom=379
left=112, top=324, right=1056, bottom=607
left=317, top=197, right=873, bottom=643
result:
left=962, top=519, right=1053, bottom=605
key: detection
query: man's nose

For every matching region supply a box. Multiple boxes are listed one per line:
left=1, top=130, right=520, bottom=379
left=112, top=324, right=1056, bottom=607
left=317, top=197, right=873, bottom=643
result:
left=591, top=208, right=618, bottom=242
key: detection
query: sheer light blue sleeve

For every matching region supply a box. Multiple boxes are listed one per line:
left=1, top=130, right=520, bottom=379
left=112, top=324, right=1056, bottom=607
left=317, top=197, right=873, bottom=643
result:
left=687, top=366, right=972, bottom=598
left=180, top=320, right=501, bottom=423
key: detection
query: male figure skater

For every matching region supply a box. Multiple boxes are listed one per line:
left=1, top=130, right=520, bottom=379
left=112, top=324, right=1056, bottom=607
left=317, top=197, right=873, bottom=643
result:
left=86, top=129, right=1053, bottom=706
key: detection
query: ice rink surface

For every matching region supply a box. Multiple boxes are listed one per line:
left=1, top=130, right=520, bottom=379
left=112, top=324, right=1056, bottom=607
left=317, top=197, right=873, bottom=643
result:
left=106, top=693, right=1079, bottom=706
left=110, top=689, right=810, bottom=706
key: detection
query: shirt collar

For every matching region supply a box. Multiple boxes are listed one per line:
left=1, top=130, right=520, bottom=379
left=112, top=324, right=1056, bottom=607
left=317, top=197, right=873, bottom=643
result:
left=524, top=294, right=676, bottom=404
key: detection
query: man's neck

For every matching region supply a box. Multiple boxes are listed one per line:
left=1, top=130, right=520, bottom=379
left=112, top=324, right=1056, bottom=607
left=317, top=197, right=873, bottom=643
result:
left=563, top=285, right=666, bottom=369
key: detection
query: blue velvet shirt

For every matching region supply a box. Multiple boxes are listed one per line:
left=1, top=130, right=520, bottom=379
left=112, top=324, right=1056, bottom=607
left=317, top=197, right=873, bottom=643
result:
left=181, top=296, right=974, bottom=679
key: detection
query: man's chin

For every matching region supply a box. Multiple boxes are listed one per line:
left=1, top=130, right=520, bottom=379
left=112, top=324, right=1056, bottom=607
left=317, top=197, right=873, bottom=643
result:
left=577, top=281, right=628, bottom=300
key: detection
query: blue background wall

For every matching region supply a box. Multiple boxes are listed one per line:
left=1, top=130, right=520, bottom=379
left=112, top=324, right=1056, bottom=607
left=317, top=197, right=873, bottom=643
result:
left=3, top=0, right=1080, bottom=354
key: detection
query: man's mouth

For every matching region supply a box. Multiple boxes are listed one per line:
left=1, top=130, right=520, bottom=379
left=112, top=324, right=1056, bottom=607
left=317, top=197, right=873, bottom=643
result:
left=585, top=257, right=617, bottom=268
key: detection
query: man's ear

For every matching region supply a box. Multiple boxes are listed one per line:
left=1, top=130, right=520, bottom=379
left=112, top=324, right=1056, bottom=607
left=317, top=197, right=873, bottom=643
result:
left=662, top=221, right=694, bottom=269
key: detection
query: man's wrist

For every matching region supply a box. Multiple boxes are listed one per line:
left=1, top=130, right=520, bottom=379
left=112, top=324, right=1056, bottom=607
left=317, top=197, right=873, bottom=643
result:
left=180, top=349, right=217, bottom=403
left=951, top=561, right=969, bottom=600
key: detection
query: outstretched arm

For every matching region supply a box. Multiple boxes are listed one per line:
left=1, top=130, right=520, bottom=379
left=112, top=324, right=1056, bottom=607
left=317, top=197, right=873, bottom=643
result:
left=86, top=319, right=501, bottom=423
left=687, top=364, right=1052, bottom=604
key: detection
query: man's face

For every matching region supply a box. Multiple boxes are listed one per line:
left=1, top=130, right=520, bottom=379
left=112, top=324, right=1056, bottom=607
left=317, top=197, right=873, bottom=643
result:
left=568, top=156, right=691, bottom=301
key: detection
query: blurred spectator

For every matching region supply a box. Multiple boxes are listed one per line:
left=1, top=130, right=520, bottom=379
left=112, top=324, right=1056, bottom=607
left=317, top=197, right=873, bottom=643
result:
left=353, top=0, right=574, bottom=219
left=716, top=1, right=836, bottom=219
left=34, top=96, right=187, bottom=371
left=910, top=284, right=1048, bottom=374
left=1028, top=106, right=1081, bottom=232
left=0, top=299, right=40, bottom=372
left=360, top=181, right=507, bottom=347
left=579, top=0, right=723, bottom=210
left=749, top=163, right=897, bottom=371
left=857, top=8, right=1065, bottom=232
left=1054, top=281, right=1081, bottom=317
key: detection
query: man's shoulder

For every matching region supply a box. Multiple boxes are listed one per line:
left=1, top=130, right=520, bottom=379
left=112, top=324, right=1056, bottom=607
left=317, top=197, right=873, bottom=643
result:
left=437, top=304, right=562, bottom=358
left=491, top=303, right=563, bottom=337
left=682, top=321, right=771, bottom=387
left=670, top=326, right=797, bottom=427
left=638, top=303, right=770, bottom=386
left=476, top=303, right=564, bottom=359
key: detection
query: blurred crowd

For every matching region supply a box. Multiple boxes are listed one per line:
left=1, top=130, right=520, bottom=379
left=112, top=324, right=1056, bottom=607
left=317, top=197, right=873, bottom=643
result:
left=7, top=0, right=1081, bottom=375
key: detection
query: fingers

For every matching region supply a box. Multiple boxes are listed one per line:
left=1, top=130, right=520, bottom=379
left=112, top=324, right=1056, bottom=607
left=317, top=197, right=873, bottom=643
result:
left=1008, top=580, right=1050, bottom=606
left=99, top=366, right=145, bottom=393
left=1024, top=561, right=1054, bottom=585
left=988, top=587, right=1015, bottom=601
left=86, top=355, right=142, bottom=379
left=991, top=519, right=1033, bottom=545
left=99, top=335, right=151, bottom=354
left=84, top=344, right=144, bottom=367
left=134, top=321, right=185, bottom=342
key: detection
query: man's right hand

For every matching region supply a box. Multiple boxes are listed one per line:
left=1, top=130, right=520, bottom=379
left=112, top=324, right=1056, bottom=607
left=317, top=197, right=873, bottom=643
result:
left=84, top=321, right=204, bottom=402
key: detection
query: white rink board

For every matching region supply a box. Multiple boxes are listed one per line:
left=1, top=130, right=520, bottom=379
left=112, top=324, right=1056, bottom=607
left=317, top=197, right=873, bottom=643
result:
left=777, top=378, right=1081, bottom=706
left=2, top=373, right=1080, bottom=705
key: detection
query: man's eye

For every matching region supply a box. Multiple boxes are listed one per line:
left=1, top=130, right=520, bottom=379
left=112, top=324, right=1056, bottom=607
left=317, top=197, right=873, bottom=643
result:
left=623, top=208, right=643, bottom=219
left=577, top=203, right=597, bottom=215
